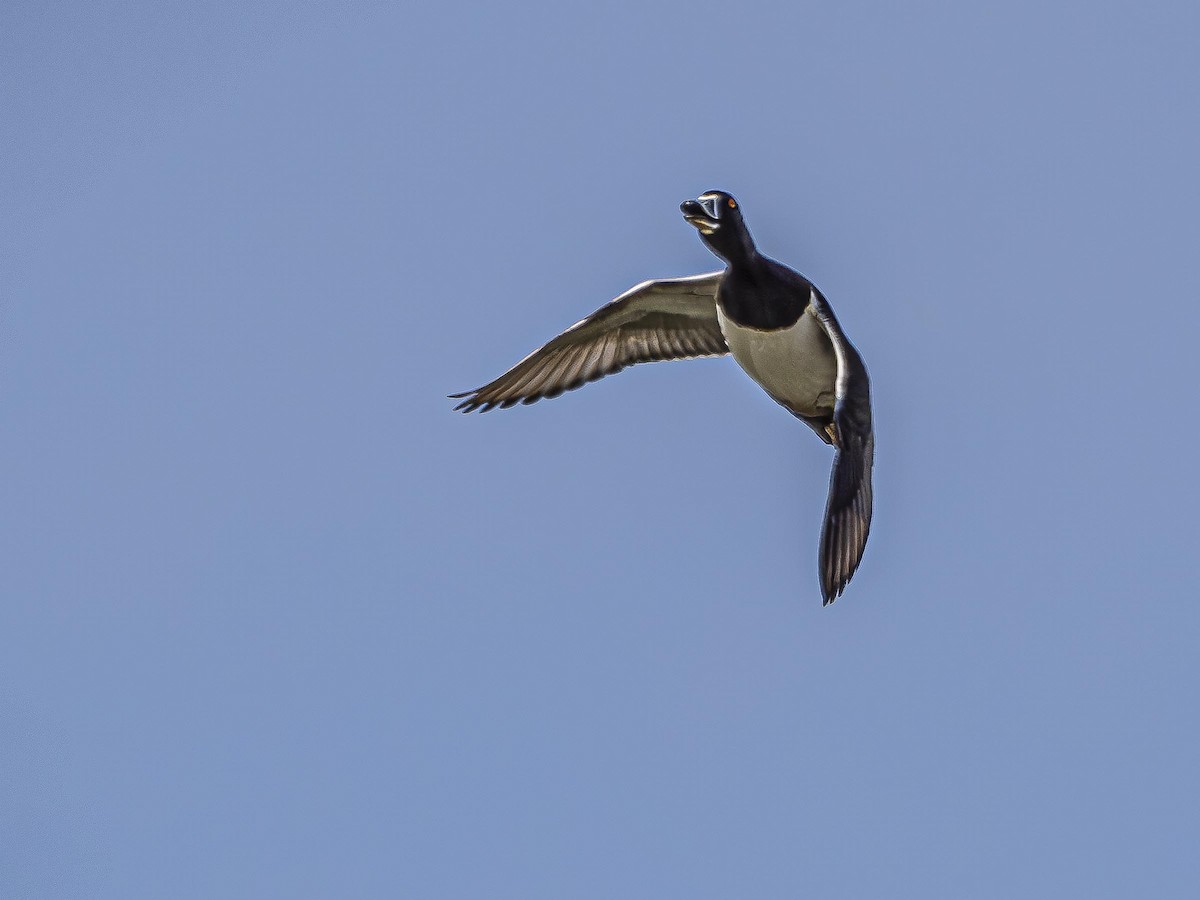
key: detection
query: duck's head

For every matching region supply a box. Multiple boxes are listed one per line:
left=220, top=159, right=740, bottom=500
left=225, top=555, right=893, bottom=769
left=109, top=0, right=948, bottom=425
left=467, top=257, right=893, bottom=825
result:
left=680, top=190, right=756, bottom=263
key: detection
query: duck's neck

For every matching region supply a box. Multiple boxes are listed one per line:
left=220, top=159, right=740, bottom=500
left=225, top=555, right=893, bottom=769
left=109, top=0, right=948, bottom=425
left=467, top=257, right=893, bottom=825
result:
left=723, top=247, right=764, bottom=276
left=703, top=223, right=760, bottom=270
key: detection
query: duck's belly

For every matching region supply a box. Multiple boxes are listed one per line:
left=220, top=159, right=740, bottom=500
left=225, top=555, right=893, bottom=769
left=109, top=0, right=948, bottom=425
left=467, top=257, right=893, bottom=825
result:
left=717, top=306, right=838, bottom=417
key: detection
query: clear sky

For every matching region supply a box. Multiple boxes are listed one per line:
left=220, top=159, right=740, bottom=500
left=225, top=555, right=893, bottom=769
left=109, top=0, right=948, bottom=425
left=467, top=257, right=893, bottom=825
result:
left=3, top=2, right=1199, bottom=897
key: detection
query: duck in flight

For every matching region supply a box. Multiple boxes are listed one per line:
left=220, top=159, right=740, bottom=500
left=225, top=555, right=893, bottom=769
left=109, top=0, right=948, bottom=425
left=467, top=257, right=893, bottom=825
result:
left=452, top=191, right=874, bottom=604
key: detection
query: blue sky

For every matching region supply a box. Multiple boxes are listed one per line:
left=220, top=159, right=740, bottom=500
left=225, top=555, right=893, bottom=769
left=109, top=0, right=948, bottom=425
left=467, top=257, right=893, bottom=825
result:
left=3, top=2, right=1199, bottom=897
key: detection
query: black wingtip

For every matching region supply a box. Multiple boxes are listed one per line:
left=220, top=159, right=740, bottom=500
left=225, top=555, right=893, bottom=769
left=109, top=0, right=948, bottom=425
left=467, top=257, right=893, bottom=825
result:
left=820, top=578, right=842, bottom=607
left=449, top=390, right=487, bottom=413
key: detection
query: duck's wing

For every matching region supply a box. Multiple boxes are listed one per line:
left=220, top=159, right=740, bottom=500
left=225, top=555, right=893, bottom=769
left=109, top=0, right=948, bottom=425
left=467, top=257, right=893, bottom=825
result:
left=808, top=288, right=875, bottom=605
left=451, top=272, right=727, bottom=412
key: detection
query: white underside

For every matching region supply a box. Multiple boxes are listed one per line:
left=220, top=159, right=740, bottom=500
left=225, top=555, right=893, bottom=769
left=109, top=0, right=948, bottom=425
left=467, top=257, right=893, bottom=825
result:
left=717, top=305, right=839, bottom=418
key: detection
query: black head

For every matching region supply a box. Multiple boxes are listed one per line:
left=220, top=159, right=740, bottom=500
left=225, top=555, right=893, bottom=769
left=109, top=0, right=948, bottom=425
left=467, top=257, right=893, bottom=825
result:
left=680, top=190, right=757, bottom=263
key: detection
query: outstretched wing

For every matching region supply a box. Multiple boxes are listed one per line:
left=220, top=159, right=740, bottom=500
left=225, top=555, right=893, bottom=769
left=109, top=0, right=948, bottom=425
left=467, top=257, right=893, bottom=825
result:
left=451, top=272, right=727, bottom=412
left=808, top=289, right=875, bottom=605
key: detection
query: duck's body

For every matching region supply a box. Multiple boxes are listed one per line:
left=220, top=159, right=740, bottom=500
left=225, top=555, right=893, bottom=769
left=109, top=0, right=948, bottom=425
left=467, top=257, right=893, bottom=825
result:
left=720, top=303, right=837, bottom=418
left=714, top=259, right=839, bottom=428
left=453, top=191, right=874, bottom=605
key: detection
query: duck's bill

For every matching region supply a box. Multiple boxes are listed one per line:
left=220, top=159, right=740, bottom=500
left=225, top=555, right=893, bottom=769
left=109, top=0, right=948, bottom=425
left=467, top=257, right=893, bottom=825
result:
left=680, top=198, right=719, bottom=234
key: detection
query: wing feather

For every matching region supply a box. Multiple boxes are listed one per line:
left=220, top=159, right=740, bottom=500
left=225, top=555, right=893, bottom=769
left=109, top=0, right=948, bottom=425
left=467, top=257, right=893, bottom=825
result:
left=452, top=273, right=728, bottom=412
left=808, top=288, right=875, bottom=605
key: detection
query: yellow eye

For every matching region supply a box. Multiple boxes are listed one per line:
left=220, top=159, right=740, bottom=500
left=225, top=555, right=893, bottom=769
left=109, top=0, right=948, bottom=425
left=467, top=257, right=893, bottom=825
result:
left=727, top=198, right=737, bottom=209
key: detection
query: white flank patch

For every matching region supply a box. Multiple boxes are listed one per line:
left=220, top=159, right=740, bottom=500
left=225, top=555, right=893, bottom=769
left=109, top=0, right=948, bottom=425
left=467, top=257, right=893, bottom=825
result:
left=717, top=305, right=838, bottom=417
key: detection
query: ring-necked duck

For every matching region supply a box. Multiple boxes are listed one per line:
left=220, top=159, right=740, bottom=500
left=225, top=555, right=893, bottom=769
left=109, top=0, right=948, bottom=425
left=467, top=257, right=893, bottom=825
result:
left=453, top=191, right=874, bottom=604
